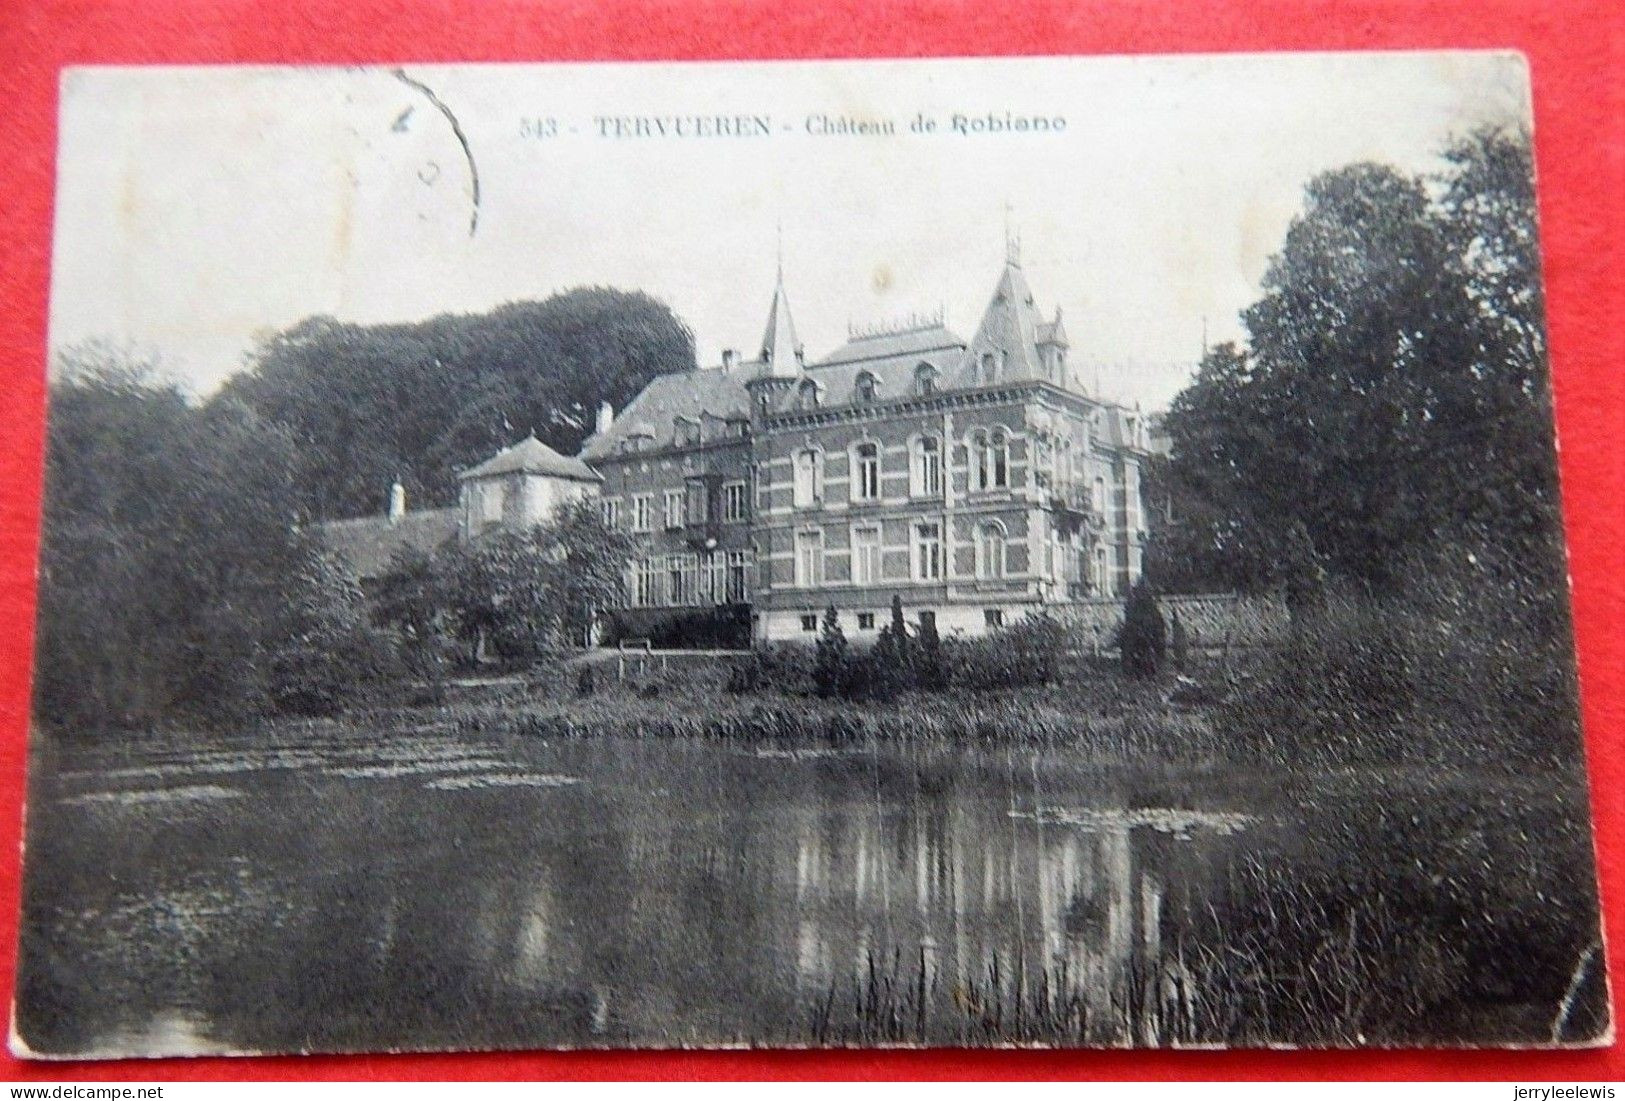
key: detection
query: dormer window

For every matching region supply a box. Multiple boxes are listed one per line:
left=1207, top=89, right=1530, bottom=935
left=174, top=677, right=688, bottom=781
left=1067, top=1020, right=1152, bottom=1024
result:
left=914, top=362, right=938, bottom=397
left=797, top=379, right=821, bottom=409
left=855, top=372, right=878, bottom=404
left=675, top=417, right=702, bottom=447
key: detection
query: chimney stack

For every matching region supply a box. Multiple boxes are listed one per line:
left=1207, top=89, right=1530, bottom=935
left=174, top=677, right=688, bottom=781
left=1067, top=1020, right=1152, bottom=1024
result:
left=595, top=401, right=614, bottom=436
left=388, top=481, right=406, bottom=524
left=722, top=348, right=738, bottom=370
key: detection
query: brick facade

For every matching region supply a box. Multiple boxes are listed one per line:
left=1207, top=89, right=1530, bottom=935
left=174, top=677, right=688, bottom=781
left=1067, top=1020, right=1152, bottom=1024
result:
left=579, top=252, right=1152, bottom=642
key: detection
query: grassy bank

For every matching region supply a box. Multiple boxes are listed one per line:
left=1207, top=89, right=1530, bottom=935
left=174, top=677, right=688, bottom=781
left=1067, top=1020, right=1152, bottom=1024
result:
left=501, top=655, right=1231, bottom=762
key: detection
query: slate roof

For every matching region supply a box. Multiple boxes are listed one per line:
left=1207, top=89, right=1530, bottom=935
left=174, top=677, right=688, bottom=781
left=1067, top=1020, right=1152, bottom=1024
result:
left=315, top=508, right=461, bottom=580
left=947, top=260, right=1048, bottom=388
left=815, top=324, right=967, bottom=368
left=804, top=324, right=967, bottom=407
left=580, top=366, right=754, bottom=460
left=457, top=433, right=601, bottom=483
left=581, top=258, right=1096, bottom=454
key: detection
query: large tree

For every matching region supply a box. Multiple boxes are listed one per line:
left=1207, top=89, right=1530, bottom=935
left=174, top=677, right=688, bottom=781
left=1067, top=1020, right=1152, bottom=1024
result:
left=224, top=287, right=696, bottom=520
left=36, top=345, right=320, bottom=728
left=1157, top=129, right=1561, bottom=590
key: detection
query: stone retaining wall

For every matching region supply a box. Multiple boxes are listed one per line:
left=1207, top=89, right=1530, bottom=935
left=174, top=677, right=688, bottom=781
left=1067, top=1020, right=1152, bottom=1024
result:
left=1054, top=592, right=1287, bottom=652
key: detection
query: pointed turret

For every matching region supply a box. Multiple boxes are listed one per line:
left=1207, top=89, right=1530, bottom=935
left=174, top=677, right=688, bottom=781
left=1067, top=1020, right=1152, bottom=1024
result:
left=746, top=267, right=805, bottom=417
left=758, top=268, right=804, bottom=378
left=958, top=253, right=1049, bottom=387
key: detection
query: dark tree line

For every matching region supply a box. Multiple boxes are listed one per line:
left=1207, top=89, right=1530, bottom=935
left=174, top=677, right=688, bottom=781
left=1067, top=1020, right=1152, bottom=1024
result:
left=1145, top=128, right=1563, bottom=596
left=35, top=285, right=691, bottom=732
left=221, top=287, right=695, bottom=520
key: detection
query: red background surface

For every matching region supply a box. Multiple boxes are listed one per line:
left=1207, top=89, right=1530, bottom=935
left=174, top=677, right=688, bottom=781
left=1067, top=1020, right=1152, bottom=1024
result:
left=0, top=0, right=1619, bottom=1082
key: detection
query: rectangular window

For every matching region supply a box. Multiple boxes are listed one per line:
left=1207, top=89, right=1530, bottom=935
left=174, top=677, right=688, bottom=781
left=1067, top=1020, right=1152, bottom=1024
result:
left=632, top=493, right=653, bottom=533
left=685, top=479, right=709, bottom=525
left=722, top=480, right=749, bottom=523
left=666, top=554, right=684, bottom=605
left=664, top=489, right=685, bottom=530
left=857, top=612, right=875, bottom=630
left=913, top=521, right=943, bottom=582
left=793, top=449, right=822, bottom=508
left=914, top=436, right=942, bottom=497
left=794, top=529, right=825, bottom=588
left=634, top=558, right=659, bottom=607
left=851, top=524, right=882, bottom=586
left=854, top=442, right=880, bottom=501
left=661, top=553, right=699, bottom=606
left=725, top=550, right=752, bottom=602
left=800, top=613, right=818, bottom=632
left=600, top=497, right=621, bottom=529
left=984, top=608, right=1005, bottom=629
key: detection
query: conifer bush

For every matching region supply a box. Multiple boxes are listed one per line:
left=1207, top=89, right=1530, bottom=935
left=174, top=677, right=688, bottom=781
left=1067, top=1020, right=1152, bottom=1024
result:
left=813, top=605, right=848, bottom=698
left=1120, top=581, right=1167, bottom=678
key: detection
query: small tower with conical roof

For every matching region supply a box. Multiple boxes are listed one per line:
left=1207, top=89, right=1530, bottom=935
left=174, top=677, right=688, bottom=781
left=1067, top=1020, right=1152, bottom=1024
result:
left=1036, top=305, right=1070, bottom=385
left=746, top=260, right=806, bottom=418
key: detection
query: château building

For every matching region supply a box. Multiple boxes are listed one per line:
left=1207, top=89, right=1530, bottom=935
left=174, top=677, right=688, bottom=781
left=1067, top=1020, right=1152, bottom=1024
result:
left=320, top=245, right=1153, bottom=643
left=582, top=246, right=1151, bottom=642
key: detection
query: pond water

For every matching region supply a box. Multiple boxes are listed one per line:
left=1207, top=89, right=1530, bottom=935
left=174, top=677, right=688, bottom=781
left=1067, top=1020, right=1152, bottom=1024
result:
left=15, top=723, right=1607, bottom=1056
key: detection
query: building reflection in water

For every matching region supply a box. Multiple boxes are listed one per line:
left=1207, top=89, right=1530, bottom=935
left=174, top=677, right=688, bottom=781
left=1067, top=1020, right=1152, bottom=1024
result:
left=31, top=736, right=1241, bottom=1054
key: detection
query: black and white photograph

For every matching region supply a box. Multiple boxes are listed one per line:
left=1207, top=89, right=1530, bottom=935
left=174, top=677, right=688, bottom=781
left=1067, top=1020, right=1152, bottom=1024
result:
left=14, top=53, right=1611, bottom=1057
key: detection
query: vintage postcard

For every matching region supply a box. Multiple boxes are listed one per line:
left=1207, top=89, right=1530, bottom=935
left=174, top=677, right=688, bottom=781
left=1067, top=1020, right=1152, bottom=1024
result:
left=15, top=53, right=1610, bottom=1057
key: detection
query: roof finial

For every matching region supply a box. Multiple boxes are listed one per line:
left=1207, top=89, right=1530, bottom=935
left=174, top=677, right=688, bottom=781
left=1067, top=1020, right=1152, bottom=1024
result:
left=775, top=219, right=784, bottom=282
left=1004, top=200, right=1021, bottom=265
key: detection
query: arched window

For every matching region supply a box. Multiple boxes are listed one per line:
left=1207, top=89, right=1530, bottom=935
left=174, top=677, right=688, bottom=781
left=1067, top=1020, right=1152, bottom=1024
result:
left=855, top=372, right=878, bottom=404
left=797, top=379, right=821, bottom=409
left=1093, top=475, right=1107, bottom=514
left=976, top=522, right=1007, bottom=579
left=914, top=362, right=938, bottom=397
left=970, top=429, right=990, bottom=491
left=1094, top=546, right=1111, bottom=597
left=853, top=441, right=880, bottom=501
left=793, top=448, right=823, bottom=508
left=990, top=429, right=1009, bottom=488
left=912, top=435, right=942, bottom=497
left=979, top=352, right=996, bottom=384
